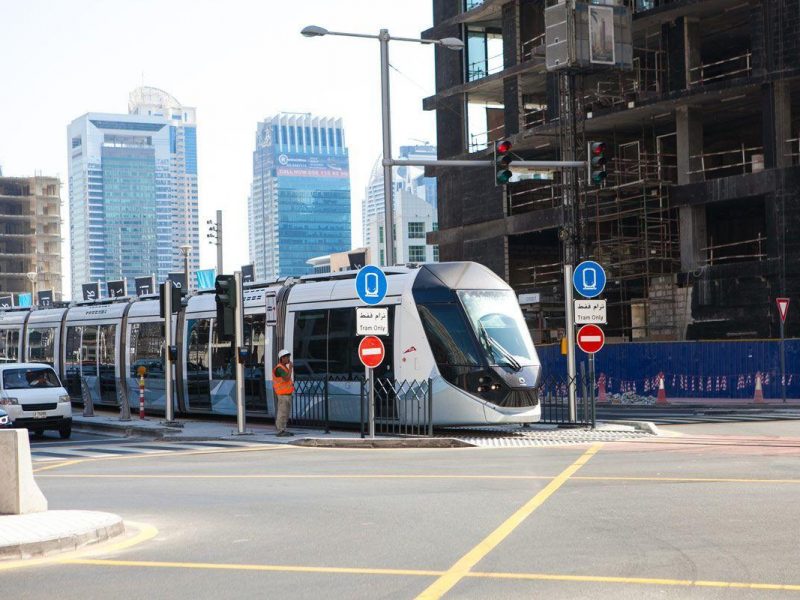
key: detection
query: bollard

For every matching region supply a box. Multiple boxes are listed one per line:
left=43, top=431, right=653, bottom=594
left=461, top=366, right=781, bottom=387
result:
left=137, top=366, right=147, bottom=419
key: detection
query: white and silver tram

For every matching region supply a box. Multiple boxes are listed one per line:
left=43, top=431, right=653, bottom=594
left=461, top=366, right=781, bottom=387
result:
left=0, top=262, right=541, bottom=425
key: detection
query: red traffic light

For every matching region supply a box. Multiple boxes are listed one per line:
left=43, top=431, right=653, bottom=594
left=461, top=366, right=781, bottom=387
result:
left=591, top=142, right=606, bottom=156
left=496, top=140, right=512, bottom=154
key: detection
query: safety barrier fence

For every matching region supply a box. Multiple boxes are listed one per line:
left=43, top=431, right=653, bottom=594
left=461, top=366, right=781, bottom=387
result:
left=292, top=376, right=434, bottom=437
left=539, top=371, right=596, bottom=427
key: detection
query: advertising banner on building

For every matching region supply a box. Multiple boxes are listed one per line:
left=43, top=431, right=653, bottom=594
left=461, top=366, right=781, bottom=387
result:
left=82, top=282, right=100, bottom=302
left=167, top=272, right=187, bottom=292
left=107, top=280, right=127, bottom=298
left=589, top=5, right=615, bottom=65
left=17, top=293, right=32, bottom=308
left=0, top=295, right=13, bottom=308
left=195, top=268, right=216, bottom=290
left=274, top=152, right=349, bottom=179
left=241, top=264, right=254, bottom=284
left=37, top=290, right=53, bottom=307
left=135, top=275, right=155, bottom=296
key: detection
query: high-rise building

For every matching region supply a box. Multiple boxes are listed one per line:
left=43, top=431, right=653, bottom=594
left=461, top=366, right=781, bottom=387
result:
left=67, top=87, right=198, bottom=299
left=363, top=145, right=438, bottom=266
left=0, top=176, right=62, bottom=301
left=248, top=113, right=351, bottom=279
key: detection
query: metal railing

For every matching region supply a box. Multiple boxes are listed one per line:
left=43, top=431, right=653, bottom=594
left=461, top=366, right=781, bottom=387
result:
left=521, top=33, right=546, bottom=61
left=365, top=378, right=433, bottom=437
left=702, top=234, right=766, bottom=266
left=468, top=122, right=505, bottom=153
left=689, top=52, right=752, bottom=86
left=538, top=368, right=596, bottom=427
left=466, top=51, right=505, bottom=82
left=688, top=145, right=764, bottom=179
left=291, top=377, right=330, bottom=432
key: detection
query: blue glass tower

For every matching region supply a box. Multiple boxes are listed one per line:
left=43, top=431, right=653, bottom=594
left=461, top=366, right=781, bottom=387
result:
left=249, top=113, right=351, bottom=279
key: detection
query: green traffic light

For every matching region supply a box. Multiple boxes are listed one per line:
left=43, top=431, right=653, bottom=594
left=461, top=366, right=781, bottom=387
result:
left=497, top=170, right=512, bottom=184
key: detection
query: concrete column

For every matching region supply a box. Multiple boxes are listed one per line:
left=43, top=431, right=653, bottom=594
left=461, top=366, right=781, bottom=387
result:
left=683, top=18, right=701, bottom=88
left=0, top=430, right=47, bottom=515
left=763, top=80, right=792, bottom=169
left=676, top=106, right=707, bottom=271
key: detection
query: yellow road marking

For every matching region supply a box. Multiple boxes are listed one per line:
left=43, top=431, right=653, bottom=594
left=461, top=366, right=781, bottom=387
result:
left=0, top=521, right=158, bottom=571
left=53, top=558, right=800, bottom=592
left=33, top=473, right=800, bottom=484
left=32, top=444, right=291, bottom=473
left=415, top=443, right=603, bottom=600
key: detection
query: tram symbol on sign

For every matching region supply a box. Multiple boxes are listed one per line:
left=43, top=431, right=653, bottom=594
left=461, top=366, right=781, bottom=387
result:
left=573, top=261, right=606, bottom=299
left=355, top=266, right=388, bottom=306
left=365, top=272, right=379, bottom=298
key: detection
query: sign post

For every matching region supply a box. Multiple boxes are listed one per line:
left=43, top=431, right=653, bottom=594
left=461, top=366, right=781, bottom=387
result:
left=163, top=281, right=176, bottom=425
left=359, top=336, right=385, bottom=439
left=234, top=270, right=248, bottom=434
left=564, top=264, right=577, bottom=422
left=777, top=298, right=789, bottom=403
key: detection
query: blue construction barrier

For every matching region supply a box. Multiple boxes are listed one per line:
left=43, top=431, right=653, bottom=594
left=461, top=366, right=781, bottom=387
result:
left=537, top=339, right=800, bottom=401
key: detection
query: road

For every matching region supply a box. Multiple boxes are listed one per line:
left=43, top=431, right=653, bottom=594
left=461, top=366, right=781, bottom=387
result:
left=2, top=420, right=800, bottom=599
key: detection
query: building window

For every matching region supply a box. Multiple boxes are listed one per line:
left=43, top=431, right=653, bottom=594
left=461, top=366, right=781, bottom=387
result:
left=408, top=245, right=426, bottom=262
left=433, top=245, right=439, bottom=262
left=380, top=249, right=385, bottom=265
left=432, top=222, right=438, bottom=231
left=408, top=222, right=426, bottom=239
left=379, top=226, right=384, bottom=244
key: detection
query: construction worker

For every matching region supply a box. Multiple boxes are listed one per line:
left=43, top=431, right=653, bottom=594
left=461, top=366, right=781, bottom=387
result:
left=273, top=349, right=294, bottom=437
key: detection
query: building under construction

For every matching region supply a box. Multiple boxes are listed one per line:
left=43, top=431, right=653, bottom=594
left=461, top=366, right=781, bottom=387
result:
left=0, top=176, right=62, bottom=302
left=424, top=0, right=800, bottom=343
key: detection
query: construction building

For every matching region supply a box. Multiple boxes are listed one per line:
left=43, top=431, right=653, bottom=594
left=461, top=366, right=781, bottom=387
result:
left=424, top=0, right=800, bottom=343
left=0, top=176, right=63, bottom=301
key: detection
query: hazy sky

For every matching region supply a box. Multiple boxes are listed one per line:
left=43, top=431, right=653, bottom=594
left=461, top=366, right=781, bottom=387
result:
left=1, top=0, right=437, bottom=298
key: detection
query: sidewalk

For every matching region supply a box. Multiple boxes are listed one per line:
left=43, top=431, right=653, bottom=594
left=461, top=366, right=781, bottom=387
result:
left=0, top=510, right=123, bottom=560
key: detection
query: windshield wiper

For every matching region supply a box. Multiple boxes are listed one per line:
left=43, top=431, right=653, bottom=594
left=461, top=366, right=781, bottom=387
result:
left=478, top=323, right=522, bottom=371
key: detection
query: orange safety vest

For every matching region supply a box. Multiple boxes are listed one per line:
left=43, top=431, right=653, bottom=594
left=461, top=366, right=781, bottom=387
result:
left=273, top=363, right=294, bottom=395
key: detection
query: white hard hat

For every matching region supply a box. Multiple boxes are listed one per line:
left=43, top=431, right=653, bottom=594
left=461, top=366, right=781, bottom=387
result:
left=278, top=349, right=291, bottom=359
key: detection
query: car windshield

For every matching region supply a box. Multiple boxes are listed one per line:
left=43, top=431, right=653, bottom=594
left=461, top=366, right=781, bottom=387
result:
left=2, top=367, right=61, bottom=390
left=457, top=290, right=538, bottom=369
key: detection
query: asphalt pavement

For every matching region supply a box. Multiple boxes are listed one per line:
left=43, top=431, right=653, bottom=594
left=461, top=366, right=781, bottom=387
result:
left=1, top=420, right=800, bottom=599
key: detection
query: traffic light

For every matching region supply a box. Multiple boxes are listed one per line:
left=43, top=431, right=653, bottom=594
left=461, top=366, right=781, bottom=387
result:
left=587, top=141, right=608, bottom=185
left=214, top=274, right=236, bottom=341
left=494, top=140, right=513, bottom=186
left=158, top=282, right=182, bottom=318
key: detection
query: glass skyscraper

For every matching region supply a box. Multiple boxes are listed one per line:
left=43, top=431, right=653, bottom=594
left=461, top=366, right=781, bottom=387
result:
left=248, top=113, right=351, bottom=279
left=67, top=87, right=199, bottom=299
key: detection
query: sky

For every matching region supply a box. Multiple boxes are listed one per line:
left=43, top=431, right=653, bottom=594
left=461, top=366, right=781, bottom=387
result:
left=0, top=0, right=437, bottom=299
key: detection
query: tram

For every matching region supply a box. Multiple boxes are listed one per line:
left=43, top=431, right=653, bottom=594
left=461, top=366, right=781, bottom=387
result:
left=0, top=262, right=541, bottom=425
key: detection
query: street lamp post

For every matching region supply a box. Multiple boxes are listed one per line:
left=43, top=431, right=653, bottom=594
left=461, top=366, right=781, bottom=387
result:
left=180, top=244, right=192, bottom=292
left=26, top=271, right=37, bottom=306
left=207, top=210, right=223, bottom=275
left=301, top=26, right=463, bottom=267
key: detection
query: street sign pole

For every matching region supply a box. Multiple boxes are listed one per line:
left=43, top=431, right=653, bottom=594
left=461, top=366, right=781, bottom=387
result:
left=234, top=270, right=246, bottom=434
left=163, top=282, right=175, bottom=425
left=564, top=264, right=577, bottom=421
left=781, top=318, right=786, bottom=403
left=368, top=368, right=375, bottom=439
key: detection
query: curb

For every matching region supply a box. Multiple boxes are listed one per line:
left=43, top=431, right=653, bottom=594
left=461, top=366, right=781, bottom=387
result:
left=0, top=511, right=124, bottom=561
left=291, top=437, right=476, bottom=449
left=72, top=418, right=180, bottom=439
left=602, top=420, right=661, bottom=435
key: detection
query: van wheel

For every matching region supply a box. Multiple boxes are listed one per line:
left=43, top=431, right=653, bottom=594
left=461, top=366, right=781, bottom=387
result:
left=59, top=424, right=72, bottom=440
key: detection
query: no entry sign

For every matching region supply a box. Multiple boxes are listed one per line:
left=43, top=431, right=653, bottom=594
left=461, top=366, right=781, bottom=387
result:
left=576, top=324, right=605, bottom=354
left=358, top=335, right=386, bottom=369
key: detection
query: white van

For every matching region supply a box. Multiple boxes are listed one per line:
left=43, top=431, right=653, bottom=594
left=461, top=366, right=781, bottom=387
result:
left=0, top=363, right=72, bottom=438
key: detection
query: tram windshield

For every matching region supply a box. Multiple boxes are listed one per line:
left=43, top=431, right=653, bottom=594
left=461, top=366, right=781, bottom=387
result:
left=457, top=290, right=537, bottom=369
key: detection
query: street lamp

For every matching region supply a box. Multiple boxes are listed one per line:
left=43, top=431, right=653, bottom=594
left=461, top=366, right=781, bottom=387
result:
left=206, top=210, right=223, bottom=275
left=301, top=25, right=463, bottom=267
left=26, top=271, right=37, bottom=305
left=179, top=244, right=192, bottom=292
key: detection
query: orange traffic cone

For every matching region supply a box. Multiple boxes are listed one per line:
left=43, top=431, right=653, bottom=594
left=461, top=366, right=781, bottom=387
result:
left=753, top=372, right=765, bottom=404
left=656, top=372, right=668, bottom=405
left=597, top=373, right=607, bottom=403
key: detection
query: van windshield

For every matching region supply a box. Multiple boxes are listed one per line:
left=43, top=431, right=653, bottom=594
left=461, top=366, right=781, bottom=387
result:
left=2, top=367, right=61, bottom=390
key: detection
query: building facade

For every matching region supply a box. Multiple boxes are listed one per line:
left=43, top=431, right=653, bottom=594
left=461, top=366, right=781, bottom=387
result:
left=248, top=113, right=351, bottom=279
left=363, top=145, right=439, bottom=265
left=425, top=0, right=800, bottom=342
left=67, top=87, right=198, bottom=299
left=0, top=176, right=62, bottom=302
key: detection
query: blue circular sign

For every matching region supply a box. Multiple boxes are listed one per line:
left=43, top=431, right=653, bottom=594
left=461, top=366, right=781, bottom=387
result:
left=573, top=261, right=606, bottom=298
left=355, top=266, right=387, bottom=305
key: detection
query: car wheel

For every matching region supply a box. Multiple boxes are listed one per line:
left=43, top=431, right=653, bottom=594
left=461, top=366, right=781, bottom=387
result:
left=59, top=424, right=72, bottom=440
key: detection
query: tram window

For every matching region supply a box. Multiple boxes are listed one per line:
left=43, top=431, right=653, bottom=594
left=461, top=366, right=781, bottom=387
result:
left=292, top=311, right=328, bottom=376
left=210, top=320, right=235, bottom=380
left=186, top=319, right=211, bottom=408
left=327, top=309, right=360, bottom=378
left=417, top=304, right=481, bottom=367
left=243, top=315, right=267, bottom=411
left=98, top=325, right=116, bottom=403
left=0, top=330, right=20, bottom=362
left=130, top=322, right=164, bottom=379
left=80, top=326, right=99, bottom=377
left=27, top=327, right=56, bottom=365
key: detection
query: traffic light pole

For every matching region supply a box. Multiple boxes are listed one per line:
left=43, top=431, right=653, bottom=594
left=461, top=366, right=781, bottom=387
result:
left=385, top=159, right=587, bottom=169
left=162, top=282, right=178, bottom=427
left=379, top=29, right=395, bottom=268
left=216, top=210, right=223, bottom=276
left=234, top=270, right=247, bottom=435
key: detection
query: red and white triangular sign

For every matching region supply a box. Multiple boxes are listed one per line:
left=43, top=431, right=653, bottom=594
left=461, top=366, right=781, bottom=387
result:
left=776, top=297, right=790, bottom=323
